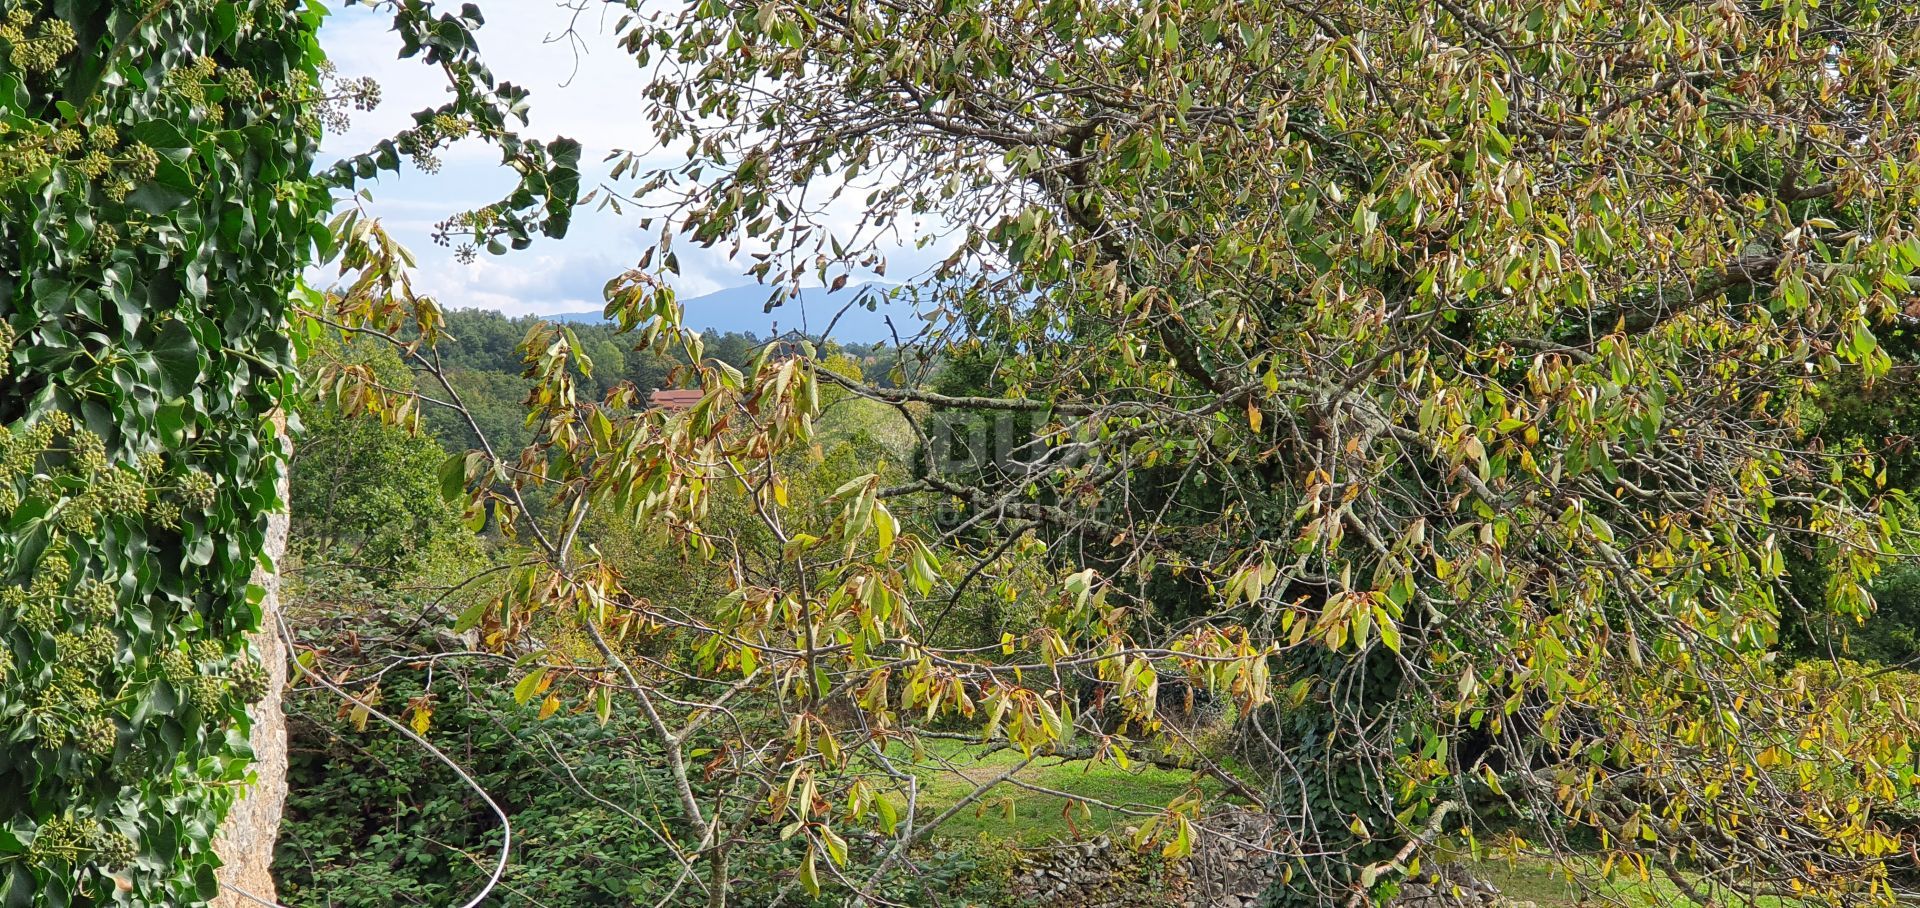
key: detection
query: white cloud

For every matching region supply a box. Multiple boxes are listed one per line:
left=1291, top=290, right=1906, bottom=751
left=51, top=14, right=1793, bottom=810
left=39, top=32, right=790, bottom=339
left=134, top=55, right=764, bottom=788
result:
left=313, top=1, right=954, bottom=320
left=320, top=2, right=655, bottom=162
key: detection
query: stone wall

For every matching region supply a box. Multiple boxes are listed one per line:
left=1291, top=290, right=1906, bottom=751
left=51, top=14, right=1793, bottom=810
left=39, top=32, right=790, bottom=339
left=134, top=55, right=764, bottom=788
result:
left=1008, top=810, right=1537, bottom=908
left=1008, top=808, right=1278, bottom=908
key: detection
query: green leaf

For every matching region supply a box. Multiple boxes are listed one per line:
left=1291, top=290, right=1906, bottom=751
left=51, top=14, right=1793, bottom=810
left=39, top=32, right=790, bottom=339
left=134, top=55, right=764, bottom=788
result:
left=820, top=826, right=848, bottom=866
left=513, top=667, right=549, bottom=705
left=872, top=501, right=896, bottom=559
left=151, top=319, right=204, bottom=397
left=438, top=453, right=468, bottom=503
left=798, top=846, right=821, bottom=896
left=194, top=862, right=220, bottom=900
left=1376, top=608, right=1402, bottom=654
left=3, top=866, right=32, bottom=908
left=453, top=598, right=491, bottom=633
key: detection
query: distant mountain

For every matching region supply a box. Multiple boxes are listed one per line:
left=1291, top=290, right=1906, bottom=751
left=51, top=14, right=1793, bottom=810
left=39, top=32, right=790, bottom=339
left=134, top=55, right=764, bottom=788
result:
left=547, top=282, right=921, bottom=340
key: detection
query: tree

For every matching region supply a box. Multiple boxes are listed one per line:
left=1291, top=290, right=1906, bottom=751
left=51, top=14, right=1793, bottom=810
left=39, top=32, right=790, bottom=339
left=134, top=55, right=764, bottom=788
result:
left=593, top=0, right=1920, bottom=904
left=290, top=336, right=481, bottom=577
left=313, top=2, right=1920, bottom=907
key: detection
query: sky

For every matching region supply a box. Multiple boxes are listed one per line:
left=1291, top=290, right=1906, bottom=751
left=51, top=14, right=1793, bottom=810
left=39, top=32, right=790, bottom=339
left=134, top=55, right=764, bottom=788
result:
left=315, top=2, right=941, bottom=322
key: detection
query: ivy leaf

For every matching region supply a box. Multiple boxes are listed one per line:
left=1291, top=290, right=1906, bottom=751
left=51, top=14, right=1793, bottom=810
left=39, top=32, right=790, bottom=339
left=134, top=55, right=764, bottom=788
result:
left=151, top=320, right=204, bottom=397
left=2, top=865, right=31, bottom=908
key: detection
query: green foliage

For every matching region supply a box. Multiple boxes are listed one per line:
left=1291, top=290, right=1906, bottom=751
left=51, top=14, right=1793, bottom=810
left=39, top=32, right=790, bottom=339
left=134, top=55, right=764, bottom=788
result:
left=405, top=309, right=781, bottom=454
left=0, top=1, right=331, bottom=903
left=1856, top=564, right=1920, bottom=664
left=284, top=2, right=1920, bottom=907
left=277, top=573, right=691, bottom=907
left=592, top=0, right=1920, bottom=902
left=867, top=839, right=1021, bottom=908
left=1786, top=365, right=1920, bottom=665
left=290, top=336, right=480, bottom=577
left=583, top=371, right=912, bottom=628
left=0, top=0, right=588, bottom=901
left=321, top=3, right=582, bottom=257
left=275, top=567, right=1027, bottom=908
left=890, top=738, right=1222, bottom=845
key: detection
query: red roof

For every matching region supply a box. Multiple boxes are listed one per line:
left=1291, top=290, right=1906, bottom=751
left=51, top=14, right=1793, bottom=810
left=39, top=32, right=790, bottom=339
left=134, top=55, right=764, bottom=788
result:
left=649, top=389, right=704, bottom=412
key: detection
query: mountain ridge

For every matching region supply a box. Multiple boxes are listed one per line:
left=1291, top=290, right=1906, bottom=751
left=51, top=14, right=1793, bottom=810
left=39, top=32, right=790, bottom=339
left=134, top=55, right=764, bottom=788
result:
left=546, top=281, right=916, bottom=340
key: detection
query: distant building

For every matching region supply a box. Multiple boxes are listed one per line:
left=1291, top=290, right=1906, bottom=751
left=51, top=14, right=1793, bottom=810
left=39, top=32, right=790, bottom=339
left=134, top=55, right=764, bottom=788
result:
left=648, top=389, right=703, bottom=412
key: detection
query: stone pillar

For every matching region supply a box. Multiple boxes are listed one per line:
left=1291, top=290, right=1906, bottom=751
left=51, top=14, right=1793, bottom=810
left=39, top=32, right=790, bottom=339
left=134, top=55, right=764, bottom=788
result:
left=212, top=421, right=292, bottom=908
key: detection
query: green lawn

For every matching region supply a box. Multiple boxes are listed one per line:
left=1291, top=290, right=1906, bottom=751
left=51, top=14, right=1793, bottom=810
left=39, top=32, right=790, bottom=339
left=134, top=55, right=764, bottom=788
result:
left=886, top=738, right=1229, bottom=844
left=887, top=742, right=1809, bottom=907
left=1471, top=856, right=1666, bottom=907
left=1458, top=854, right=1808, bottom=907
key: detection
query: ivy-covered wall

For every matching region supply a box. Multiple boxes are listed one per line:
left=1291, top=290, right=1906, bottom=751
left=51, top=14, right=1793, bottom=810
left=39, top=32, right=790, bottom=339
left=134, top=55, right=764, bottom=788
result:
left=0, top=1, right=328, bottom=904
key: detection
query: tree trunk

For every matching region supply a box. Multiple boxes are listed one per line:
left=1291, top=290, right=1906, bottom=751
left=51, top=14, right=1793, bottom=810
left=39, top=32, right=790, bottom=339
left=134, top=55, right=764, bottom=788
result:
left=212, top=423, right=292, bottom=908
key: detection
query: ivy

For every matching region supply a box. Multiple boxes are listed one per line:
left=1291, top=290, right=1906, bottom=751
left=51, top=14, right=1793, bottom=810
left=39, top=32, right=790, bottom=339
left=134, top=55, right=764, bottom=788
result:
left=0, top=0, right=580, bottom=904
left=0, top=0, right=583, bottom=898
left=0, top=1, right=329, bottom=903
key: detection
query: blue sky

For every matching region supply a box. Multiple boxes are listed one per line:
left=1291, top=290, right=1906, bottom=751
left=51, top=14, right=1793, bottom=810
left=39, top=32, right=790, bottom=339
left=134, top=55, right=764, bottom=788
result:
left=316, top=2, right=943, bottom=321
left=317, top=2, right=697, bottom=317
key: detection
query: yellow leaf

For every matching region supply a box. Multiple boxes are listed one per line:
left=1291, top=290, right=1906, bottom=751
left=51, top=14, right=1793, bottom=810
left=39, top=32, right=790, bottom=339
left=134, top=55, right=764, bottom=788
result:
left=513, top=667, right=549, bottom=705
left=1162, top=816, right=1193, bottom=859
left=873, top=502, right=897, bottom=559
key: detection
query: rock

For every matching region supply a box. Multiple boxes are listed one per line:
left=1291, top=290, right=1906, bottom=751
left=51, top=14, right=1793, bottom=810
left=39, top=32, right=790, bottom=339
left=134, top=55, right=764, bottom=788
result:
left=1010, top=808, right=1279, bottom=907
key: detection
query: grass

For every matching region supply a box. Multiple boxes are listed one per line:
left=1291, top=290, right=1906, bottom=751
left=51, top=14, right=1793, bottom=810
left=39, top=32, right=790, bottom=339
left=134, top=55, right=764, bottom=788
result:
left=1453, top=853, right=1808, bottom=907
left=888, top=742, right=1813, bottom=907
left=1470, top=856, right=1668, bottom=907
left=887, top=738, right=1230, bottom=845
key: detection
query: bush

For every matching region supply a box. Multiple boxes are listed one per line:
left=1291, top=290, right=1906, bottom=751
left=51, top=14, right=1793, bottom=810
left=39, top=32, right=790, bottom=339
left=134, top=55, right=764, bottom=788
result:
left=276, top=575, right=689, bottom=907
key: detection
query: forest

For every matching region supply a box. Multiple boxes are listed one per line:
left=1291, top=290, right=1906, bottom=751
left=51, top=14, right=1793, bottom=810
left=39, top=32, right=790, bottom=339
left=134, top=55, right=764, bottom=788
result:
left=4, top=1, right=1920, bottom=907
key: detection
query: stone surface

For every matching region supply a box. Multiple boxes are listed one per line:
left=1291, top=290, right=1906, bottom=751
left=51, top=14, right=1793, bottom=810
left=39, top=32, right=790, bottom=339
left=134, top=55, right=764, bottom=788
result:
left=1008, top=808, right=1280, bottom=908
left=1006, top=811, right=1535, bottom=908
left=211, top=423, right=291, bottom=908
